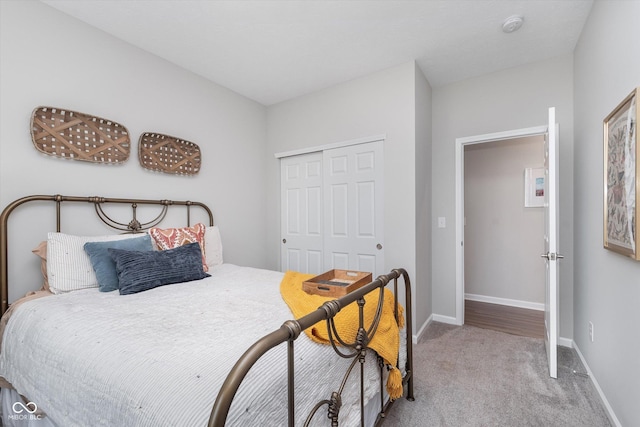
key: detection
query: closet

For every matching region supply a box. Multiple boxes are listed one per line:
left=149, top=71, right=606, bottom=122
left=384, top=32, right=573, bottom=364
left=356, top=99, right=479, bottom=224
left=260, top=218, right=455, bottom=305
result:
left=279, top=140, right=384, bottom=277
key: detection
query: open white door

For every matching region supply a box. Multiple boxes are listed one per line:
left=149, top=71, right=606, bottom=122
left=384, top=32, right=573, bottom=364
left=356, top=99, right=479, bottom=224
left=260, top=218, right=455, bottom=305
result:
left=542, top=107, right=561, bottom=379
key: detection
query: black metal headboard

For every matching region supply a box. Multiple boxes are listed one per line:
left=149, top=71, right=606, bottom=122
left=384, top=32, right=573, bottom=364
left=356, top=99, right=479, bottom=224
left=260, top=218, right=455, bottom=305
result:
left=0, top=194, right=214, bottom=315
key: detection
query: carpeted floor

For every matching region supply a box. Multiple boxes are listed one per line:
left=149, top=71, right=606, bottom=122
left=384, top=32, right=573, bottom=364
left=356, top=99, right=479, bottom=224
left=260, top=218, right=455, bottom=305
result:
left=384, top=322, right=612, bottom=427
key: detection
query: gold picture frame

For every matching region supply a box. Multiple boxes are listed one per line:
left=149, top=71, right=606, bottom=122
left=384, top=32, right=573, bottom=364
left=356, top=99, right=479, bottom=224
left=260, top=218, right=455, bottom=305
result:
left=603, top=87, right=639, bottom=260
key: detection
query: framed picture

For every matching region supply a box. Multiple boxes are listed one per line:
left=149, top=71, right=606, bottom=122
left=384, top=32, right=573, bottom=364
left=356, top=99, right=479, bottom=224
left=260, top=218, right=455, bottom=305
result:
left=603, top=87, right=639, bottom=260
left=524, top=167, right=545, bottom=208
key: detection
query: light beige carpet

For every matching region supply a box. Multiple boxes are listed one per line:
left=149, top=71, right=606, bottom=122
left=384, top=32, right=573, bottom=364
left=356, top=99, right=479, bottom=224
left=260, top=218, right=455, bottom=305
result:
left=383, top=322, right=612, bottom=427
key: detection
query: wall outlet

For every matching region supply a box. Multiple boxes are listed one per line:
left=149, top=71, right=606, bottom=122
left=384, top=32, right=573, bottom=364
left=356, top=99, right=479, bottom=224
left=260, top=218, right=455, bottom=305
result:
left=438, top=217, right=446, bottom=228
left=588, top=321, right=594, bottom=342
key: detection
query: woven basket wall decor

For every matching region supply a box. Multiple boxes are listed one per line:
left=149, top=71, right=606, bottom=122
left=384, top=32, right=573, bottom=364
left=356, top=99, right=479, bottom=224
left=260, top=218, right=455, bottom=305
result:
left=138, top=132, right=201, bottom=176
left=30, top=106, right=130, bottom=164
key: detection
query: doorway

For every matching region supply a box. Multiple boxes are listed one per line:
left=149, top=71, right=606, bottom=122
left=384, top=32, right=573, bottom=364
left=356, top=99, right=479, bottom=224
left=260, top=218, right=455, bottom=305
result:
left=456, top=110, right=560, bottom=378
left=462, top=136, right=545, bottom=338
left=454, top=125, right=549, bottom=326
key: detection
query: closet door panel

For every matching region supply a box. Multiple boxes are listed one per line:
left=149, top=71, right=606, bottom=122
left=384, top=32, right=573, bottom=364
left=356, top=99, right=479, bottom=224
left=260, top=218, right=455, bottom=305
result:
left=280, top=140, right=384, bottom=277
left=330, top=252, right=350, bottom=270
left=356, top=181, right=375, bottom=237
left=280, top=152, right=324, bottom=274
left=323, top=141, right=384, bottom=277
left=329, top=183, right=349, bottom=237
left=356, top=254, right=376, bottom=276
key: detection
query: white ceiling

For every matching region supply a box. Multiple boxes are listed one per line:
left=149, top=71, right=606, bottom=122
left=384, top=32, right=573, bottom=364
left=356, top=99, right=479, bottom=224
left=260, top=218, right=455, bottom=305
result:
left=41, top=0, right=594, bottom=106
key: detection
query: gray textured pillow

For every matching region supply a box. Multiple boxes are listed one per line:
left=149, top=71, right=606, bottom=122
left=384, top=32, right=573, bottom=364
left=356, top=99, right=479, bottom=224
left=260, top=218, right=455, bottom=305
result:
left=84, top=235, right=153, bottom=292
left=108, top=242, right=210, bottom=295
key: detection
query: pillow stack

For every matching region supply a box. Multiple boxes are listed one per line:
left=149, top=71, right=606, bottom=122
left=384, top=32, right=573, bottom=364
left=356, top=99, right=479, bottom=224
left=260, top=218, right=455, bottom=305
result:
left=83, top=235, right=154, bottom=292
left=41, top=224, right=223, bottom=295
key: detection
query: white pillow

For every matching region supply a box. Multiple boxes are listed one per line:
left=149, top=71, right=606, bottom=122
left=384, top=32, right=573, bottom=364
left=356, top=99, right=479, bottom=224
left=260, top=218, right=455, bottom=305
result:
left=205, top=226, right=223, bottom=269
left=46, top=232, right=144, bottom=294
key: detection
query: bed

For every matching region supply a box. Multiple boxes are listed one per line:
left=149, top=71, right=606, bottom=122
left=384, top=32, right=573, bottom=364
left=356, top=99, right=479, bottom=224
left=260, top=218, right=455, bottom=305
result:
left=0, top=195, right=414, bottom=426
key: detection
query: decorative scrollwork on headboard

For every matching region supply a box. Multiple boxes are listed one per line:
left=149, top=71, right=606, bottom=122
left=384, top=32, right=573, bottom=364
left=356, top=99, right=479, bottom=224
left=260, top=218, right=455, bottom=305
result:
left=0, top=194, right=214, bottom=314
left=93, top=200, right=170, bottom=233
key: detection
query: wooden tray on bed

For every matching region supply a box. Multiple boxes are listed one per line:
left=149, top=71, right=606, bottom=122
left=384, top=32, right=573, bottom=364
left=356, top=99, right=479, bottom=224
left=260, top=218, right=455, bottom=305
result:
left=303, top=269, right=372, bottom=298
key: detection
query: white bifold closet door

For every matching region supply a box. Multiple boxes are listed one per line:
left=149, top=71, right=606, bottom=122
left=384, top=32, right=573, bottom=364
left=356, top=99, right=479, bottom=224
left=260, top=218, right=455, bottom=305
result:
left=323, top=141, right=384, bottom=276
left=281, top=152, right=324, bottom=274
left=280, top=141, right=384, bottom=277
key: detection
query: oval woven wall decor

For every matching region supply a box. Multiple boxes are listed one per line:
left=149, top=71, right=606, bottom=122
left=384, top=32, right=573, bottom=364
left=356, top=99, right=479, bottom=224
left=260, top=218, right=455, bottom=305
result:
left=138, top=132, right=201, bottom=176
left=30, top=106, right=130, bottom=164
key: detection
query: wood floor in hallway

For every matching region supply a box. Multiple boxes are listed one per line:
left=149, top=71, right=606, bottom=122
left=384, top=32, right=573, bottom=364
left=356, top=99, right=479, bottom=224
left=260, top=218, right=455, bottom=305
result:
left=464, top=299, right=544, bottom=339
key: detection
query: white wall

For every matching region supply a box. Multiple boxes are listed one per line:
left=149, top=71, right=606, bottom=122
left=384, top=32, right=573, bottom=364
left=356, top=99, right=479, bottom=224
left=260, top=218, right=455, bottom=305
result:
left=573, top=1, right=640, bottom=425
left=415, top=64, right=433, bottom=330
left=0, top=1, right=268, bottom=300
left=266, top=61, right=426, bottom=333
left=7, top=4, right=635, bottom=421
left=464, top=136, right=545, bottom=305
left=431, top=55, right=574, bottom=337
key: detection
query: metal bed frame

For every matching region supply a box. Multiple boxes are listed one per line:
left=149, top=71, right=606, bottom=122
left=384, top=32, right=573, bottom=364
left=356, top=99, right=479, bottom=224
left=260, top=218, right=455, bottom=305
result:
left=0, top=194, right=414, bottom=426
left=0, top=194, right=213, bottom=315
left=210, top=268, right=414, bottom=426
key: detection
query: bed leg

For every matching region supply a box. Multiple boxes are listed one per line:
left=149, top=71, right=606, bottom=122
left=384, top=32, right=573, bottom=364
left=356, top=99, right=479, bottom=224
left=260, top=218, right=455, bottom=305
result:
left=406, top=374, right=415, bottom=402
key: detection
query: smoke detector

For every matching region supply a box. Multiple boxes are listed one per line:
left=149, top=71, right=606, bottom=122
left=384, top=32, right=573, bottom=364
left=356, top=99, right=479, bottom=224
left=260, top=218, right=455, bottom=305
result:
left=502, top=15, right=524, bottom=33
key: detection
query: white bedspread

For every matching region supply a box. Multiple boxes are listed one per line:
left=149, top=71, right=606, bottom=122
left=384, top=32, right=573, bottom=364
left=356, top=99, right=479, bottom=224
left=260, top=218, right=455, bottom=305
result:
left=0, top=264, right=391, bottom=426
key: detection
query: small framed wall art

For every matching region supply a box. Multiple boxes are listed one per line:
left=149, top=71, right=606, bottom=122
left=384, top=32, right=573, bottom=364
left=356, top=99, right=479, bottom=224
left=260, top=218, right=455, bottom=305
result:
left=603, top=87, right=639, bottom=260
left=524, top=167, right=545, bottom=208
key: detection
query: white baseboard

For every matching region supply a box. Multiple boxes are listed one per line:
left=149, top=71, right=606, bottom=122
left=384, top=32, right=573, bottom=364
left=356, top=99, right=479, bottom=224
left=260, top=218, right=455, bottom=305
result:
left=432, top=313, right=459, bottom=325
left=558, top=336, right=573, bottom=348
left=465, top=293, right=544, bottom=311
left=413, top=314, right=433, bottom=344
left=413, top=314, right=569, bottom=346
left=573, top=341, right=622, bottom=427
left=413, top=313, right=464, bottom=343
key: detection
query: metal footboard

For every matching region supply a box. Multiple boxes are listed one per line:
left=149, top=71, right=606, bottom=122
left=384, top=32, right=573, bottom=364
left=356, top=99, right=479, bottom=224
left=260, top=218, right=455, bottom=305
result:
left=209, top=268, right=414, bottom=427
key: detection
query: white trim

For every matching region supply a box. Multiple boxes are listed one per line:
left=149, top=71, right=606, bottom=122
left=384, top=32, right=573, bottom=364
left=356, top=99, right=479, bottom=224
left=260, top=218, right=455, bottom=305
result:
left=456, top=125, right=548, bottom=145
left=455, top=125, right=548, bottom=326
left=274, top=134, right=386, bottom=159
left=465, top=293, right=545, bottom=311
left=413, top=314, right=433, bottom=344
left=557, top=337, right=573, bottom=348
left=573, top=342, right=622, bottom=427
left=455, top=140, right=464, bottom=324
left=432, top=313, right=460, bottom=326
left=419, top=312, right=574, bottom=348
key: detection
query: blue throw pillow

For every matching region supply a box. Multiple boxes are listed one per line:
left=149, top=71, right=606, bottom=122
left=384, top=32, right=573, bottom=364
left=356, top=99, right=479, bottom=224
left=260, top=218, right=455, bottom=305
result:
left=108, top=242, right=211, bottom=295
left=84, top=235, right=154, bottom=292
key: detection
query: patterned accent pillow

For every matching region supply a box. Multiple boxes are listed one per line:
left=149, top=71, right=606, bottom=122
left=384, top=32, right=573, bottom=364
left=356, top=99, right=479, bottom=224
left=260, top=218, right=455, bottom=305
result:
left=149, top=223, right=208, bottom=272
left=109, top=242, right=210, bottom=295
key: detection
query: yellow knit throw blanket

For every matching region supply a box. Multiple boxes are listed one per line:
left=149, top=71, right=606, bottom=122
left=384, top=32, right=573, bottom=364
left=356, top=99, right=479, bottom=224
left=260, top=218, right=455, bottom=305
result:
left=279, top=271, right=405, bottom=400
